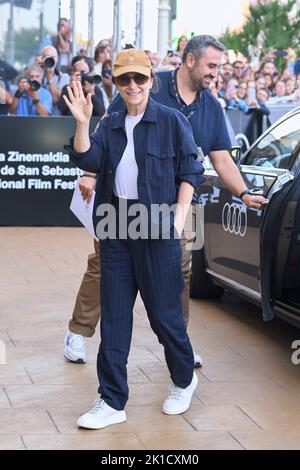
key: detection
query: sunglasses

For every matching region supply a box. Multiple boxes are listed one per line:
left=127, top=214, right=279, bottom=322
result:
left=114, top=73, right=149, bottom=87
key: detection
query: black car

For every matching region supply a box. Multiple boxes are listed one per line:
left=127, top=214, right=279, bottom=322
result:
left=191, top=106, right=300, bottom=327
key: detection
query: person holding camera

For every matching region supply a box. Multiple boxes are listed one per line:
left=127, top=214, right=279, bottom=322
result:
left=58, top=62, right=105, bottom=117
left=100, top=59, right=113, bottom=106
left=81, top=73, right=106, bottom=117
left=52, top=18, right=72, bottom=72
left=10, top=65, right=53, bottom=116
left=38, top=45, right=70, bottom=114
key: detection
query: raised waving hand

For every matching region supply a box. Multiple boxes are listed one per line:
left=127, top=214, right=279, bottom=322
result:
left=63, top=80, right=93, bottom=124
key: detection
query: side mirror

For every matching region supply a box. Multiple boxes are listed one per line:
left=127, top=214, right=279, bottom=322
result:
left=229, top=146, right=242, bottom=165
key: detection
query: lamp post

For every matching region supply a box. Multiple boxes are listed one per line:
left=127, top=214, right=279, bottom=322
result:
left=88, top=0, right=94, bottom=57
left=135, top=0, right=144, bottom=49
left=70, top=0, right=77, bottom=57
left=7, top=0, right=15, bottom=64
left=38, top=0, right=45, bottom=47
left=157, top=0, right=170, bottom=59
left=113, top=0, right=121, bottom=61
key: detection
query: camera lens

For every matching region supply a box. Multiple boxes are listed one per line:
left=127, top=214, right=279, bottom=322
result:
left=81, top=72, right=102, bottom=85
left=29, top=79, right=41, bottom=92
left=44, top=56, right=55, bottom=69
left=93, top=74, right=102, bottom=85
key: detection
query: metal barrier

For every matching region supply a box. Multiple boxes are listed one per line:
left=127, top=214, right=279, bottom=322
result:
left=225, top=105, right=299, bottom=150
left=267, top=104, right=298, bottom=124
left=226, top=109, right=262, bottom=151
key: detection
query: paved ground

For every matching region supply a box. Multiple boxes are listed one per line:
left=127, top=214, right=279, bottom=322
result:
left=1, top=227, right=300, bottom=450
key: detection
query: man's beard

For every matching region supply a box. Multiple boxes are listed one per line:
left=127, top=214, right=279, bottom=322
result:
left=190, top=70, right=211, bottom=92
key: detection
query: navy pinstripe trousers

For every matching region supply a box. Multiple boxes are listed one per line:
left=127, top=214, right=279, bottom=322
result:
left=97, top=199, right=194, bottom=410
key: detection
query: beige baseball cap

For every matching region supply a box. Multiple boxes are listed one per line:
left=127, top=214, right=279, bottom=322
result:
left=113, top=49, right=152, bottom=78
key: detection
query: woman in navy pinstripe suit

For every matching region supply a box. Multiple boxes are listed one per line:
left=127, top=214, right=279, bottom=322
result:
left=64, top=49, right=204, bottom=430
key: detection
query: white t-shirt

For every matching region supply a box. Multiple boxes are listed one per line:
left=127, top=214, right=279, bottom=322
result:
left=113, top=112, right=144, bottom=199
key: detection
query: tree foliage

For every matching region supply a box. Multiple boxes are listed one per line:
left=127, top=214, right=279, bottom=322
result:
left=219, top=0, right=300, bottom=60
left=14, top=27, right=51, bottom=66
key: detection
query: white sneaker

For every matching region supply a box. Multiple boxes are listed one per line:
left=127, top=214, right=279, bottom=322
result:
left=77, top=396, right=126, bottom=429
left=64, top=330, right=87, bottom=363
left=193, top=351, right=203, bottom=369
left=162, top=372, right=198, bottom=415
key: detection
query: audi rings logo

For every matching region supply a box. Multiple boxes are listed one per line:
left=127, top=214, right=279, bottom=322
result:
left=222, top=203, right=247, bottom=237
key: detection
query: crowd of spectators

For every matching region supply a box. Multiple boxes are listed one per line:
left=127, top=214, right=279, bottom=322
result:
left=1, top=19, right=300, bottom=118
left=209, top=54, right=300, bottom=118
left=0, top=19, right=113, bottom=118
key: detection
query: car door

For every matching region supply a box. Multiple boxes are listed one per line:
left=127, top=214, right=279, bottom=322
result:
left=199, top=110, right=300, bottom=299
left=269, top=150, right=300, bottom=324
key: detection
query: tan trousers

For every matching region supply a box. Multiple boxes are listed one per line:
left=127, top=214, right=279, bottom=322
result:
left=180, top=204, right=197, bottom=326
left=69, top=239, right=101, bottom=337
left=69, top=206, right=197, bottom=336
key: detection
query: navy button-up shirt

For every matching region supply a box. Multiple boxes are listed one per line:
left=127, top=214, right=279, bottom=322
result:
left=66, top=97, right=205, bottom=231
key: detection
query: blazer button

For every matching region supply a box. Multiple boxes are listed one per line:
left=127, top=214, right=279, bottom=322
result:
left=108, top=170, right=113, bottom=175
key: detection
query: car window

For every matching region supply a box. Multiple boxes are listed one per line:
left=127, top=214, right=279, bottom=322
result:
left=243, top=112, right=300, bottom=169
left=292, top=151, right=300, bottom=174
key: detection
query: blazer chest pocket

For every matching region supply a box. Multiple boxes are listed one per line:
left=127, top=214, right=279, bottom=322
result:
left=146, top=145, right=176, bottom=160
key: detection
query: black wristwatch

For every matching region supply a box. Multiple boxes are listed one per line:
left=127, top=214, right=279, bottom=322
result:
left=32, top=99, right=40, bottom=105
left=240, top=188, right=264, bottom=200
left=83, top=173, right=97, bottom=180
left=239, top=189, right=251, bottom=200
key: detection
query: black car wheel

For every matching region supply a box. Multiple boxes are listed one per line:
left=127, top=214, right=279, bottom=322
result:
left=190, top=248, right=224, bottom=299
